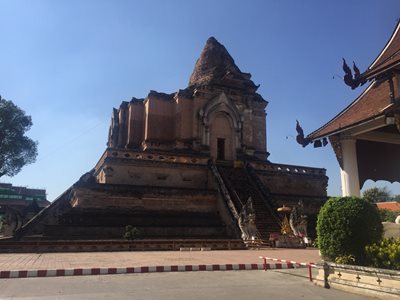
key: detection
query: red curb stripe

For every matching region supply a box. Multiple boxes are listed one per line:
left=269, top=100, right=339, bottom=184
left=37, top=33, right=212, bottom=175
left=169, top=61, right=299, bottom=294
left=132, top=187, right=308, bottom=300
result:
left=199, top=265, right=206, bottom=271
left=56, top=269, right=65, bottom=276
left=276, top=263, right=282, bottom=269
left=37, top=270, right=47, bottom=277
left=251, top=264, right=258, bottom=270
left=108, top=268, right=117, bottom=274
left=156, top=266, right=164, bottom=272
left=212, top=264, right=220, bottom=271
left=141, top=267, right=149, bottom=273
left=91, top=268, right=100, bottom=275
left=185, top=265, right=192, bottom=271
left=0, top=271, right=10, bottom=278
left=73, top=269, right=83, bottom=275
left=238, top=264, right=245, bottom=270
left=171, top=265, right=178, bottom=272
left=226, top=264, right=233, bottom=270
left=126, top=267, right=134, bottom=273
left=18, top=271, right=28, bottom=278
left=287, top=263, right=294, bottom=269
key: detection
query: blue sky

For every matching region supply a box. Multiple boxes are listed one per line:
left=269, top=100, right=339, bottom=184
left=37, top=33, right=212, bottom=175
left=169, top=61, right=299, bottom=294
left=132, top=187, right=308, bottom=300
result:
left=1, top=0, right=399, bottom=200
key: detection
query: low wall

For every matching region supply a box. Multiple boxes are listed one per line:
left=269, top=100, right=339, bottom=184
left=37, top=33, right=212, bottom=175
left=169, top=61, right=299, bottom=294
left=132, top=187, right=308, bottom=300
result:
left=0, top=239, right=246, bottom=253
left=315, top=262, right=400, bottom=299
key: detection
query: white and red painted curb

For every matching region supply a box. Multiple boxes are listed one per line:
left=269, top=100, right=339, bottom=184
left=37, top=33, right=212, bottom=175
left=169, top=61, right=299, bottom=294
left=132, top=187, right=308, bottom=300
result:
left=259, top=257, right=318, bottom=281
left=259, top=256, right=317, bottom=268
left=0, top=262, right=303, bottom=279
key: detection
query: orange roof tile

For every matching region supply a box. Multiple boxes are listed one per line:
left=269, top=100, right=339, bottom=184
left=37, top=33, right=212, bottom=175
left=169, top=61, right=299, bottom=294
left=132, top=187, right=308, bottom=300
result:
left=376, top=201, right=400, bottom=212
left=365, top=21, right=400, bottom=78
left=308, top=80, right=393, bottom=139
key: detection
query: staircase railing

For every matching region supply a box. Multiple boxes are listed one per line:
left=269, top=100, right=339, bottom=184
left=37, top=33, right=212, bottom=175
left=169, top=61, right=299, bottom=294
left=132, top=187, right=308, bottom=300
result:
left=208, top=160, right=240, bottom=221
left=245, top=163, right=281, bottom=225
left=216, top=168, right=244, bottom=212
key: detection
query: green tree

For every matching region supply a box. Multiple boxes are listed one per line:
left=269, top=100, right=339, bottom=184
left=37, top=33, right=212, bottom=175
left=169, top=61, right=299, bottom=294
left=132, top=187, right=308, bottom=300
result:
left=362, top=187, right=391, bottom=203
left=392, top=194, right=400, bottom=203
left=0, top=96, right=38, bottom=177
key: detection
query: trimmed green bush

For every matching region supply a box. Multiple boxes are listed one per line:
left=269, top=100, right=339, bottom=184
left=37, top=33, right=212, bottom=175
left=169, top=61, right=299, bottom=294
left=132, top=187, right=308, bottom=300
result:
left=365, top=238, right=400, bottom=270
left=335, top=254, right=355, bottom=265
left=317, top=197, right=382, bottom=264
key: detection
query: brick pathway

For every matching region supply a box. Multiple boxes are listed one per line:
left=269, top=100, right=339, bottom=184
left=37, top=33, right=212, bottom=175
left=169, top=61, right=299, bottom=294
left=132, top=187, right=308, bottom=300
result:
left=0, top=248, right=320, bottom=271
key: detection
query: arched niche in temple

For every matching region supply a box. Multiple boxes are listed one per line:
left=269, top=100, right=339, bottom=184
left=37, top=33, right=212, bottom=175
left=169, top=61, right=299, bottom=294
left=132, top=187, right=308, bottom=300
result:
left=199, top=92, right=242, bottom=160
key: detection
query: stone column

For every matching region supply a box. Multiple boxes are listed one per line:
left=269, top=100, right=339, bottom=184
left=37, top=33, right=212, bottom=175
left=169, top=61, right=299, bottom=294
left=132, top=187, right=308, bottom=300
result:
left=340, top=137, right=360, bottom=197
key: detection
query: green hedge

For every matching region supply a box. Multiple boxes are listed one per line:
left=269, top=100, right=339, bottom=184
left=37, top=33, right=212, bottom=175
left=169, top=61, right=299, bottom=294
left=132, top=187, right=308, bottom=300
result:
left=317, top=197, right=382, bottom=264
left=365, top=238, right=400, bottom=270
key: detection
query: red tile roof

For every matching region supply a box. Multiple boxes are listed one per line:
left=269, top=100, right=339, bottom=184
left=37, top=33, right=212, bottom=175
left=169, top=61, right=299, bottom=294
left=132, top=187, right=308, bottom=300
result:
left=308, top=22, right=400, bottom=140
left=376, top=201, right=400, bottom=212
left=308, top=80, right=393, bottom=139
left=365, top=21, right=400, bottom=78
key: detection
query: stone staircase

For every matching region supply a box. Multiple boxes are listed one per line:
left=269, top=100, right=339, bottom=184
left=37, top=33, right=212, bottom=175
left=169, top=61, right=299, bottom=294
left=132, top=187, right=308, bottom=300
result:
left=214, top=163, right=281, bottom=240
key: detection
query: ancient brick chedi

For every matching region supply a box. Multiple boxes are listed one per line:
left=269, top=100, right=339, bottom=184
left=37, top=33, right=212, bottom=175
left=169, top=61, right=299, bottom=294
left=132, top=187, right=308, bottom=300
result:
left=107, top=37, right=268, bottom=161
left=13, top=37, right=328, bottom=243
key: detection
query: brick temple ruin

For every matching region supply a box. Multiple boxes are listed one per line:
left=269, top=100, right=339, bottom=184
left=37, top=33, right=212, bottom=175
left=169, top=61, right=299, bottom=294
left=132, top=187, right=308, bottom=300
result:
left=12, top=37, right=328, bottom=246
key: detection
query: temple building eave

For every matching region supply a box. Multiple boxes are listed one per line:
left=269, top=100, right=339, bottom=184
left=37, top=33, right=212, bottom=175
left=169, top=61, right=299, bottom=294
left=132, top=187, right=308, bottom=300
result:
left=307, top=21, right=400, bottom=197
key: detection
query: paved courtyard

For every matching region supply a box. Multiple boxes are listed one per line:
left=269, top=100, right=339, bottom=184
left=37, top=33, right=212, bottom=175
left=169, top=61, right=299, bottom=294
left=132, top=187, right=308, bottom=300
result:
left=0, top=270, right=375, bottom=300
left=0, top=248, right=320, bottom=271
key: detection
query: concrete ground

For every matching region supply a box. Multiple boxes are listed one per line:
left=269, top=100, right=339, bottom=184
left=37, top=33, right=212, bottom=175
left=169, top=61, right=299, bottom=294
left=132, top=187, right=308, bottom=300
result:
left=0, top=248, right=320, bottom=271
left=0, top=270, right=377, bottom=300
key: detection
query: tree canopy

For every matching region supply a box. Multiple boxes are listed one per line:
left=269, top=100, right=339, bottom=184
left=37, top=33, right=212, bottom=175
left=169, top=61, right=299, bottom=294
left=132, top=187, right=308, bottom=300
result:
left=393, top=194, right=400, bottom=203
left=362, top=187, right=391, bottom=203
left=0, top=96, right=38, bottom=177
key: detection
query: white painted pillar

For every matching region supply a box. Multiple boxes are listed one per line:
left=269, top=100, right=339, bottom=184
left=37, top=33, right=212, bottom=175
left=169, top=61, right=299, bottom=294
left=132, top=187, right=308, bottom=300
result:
left=340, top=137, right=360, bottom=197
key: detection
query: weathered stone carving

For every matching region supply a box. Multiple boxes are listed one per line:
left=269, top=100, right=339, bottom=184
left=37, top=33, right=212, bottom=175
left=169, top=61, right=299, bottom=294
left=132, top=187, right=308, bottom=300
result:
left=238, top=197, right=258, bottom=241
left=0, top=207, right=23, bottom=237
left=289, top=200, right=308, bottom=238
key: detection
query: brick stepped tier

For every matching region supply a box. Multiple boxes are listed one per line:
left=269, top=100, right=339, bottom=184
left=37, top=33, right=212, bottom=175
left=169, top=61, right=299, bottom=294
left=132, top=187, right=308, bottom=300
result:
left=58, top=209, right=224, bottom=227
left=217, top=165, right=281, bottom=240
left=15, top=181, right=238, bottom=241
left=42, top=209, right=228, bottom=240
left=43, top=225, right=228, bottom=240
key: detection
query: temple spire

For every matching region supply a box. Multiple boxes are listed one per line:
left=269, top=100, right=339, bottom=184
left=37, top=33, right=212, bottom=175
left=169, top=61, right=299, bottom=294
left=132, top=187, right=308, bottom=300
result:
left=188, top=37, right=255, bottom=88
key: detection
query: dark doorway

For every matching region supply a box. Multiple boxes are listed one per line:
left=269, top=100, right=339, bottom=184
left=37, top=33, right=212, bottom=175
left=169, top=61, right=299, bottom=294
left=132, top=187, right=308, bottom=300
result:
left=217, top=138, right=225, bottom=160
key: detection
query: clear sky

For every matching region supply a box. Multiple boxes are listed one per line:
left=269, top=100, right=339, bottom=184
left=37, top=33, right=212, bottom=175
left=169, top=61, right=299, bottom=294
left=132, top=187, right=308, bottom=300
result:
left=1, top=0, right=399, bottom=201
